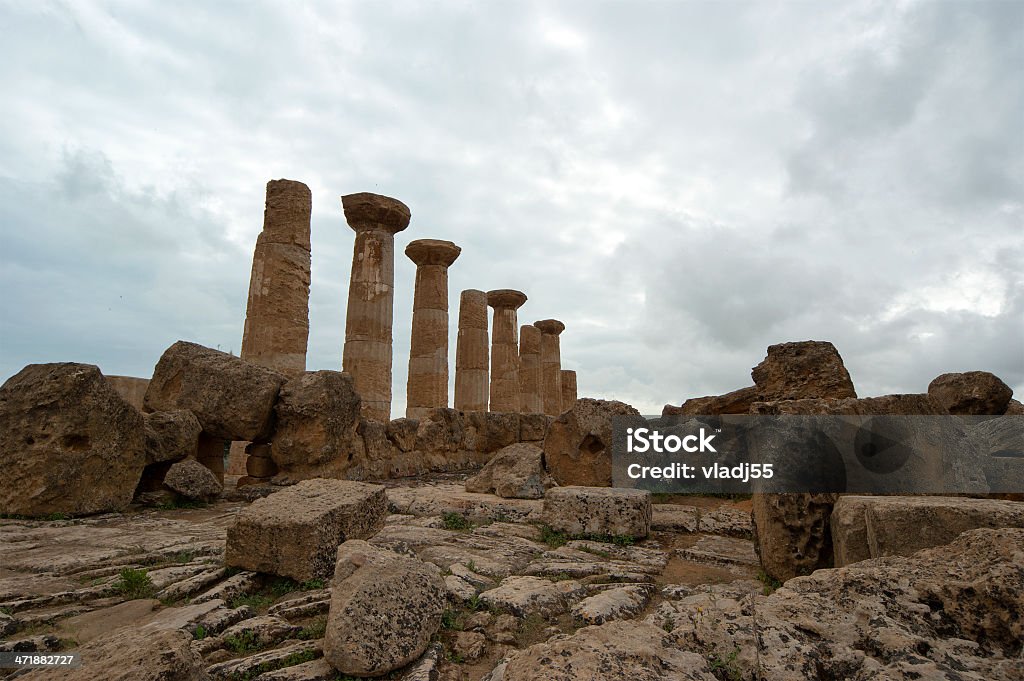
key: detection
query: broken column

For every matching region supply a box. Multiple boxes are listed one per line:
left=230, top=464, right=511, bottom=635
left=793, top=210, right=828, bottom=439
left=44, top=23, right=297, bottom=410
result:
left=487, top=289, right=528, bottom=413
left=241, top=179, right=312, bottom=376
left=341, top=192, right=411, bottom=422
left=560, top=369, right=577, bottom=409
left=454, top=289, right=489, bottom=412
left=405, top=239, right=461, bottom=419
left=519, top=324, right=543, bottom=413
left=535, top=319, right=566, bottom=416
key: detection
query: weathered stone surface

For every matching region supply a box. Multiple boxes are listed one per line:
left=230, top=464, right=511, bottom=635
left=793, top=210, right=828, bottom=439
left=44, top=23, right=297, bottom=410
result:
left=226, top=479, right=387, bottom=581
left=518, top=412, right=551, bottom=442
left=571, top=584, right=652, bottom=625
left=144, top=341, right=287, bottom=441
left=386, top=484, right=543, bottom=525
left=463, top=410, right=520, bottom=454
left=1007, top=398, right=1024, bottom=415
left=385, top=417, right=420, bottom=452
left=488, top=620, right=715, bottom=681
left=414, top=408, right=465, bottom=453
left=651, top=528, right=1024, bottom=680
left=0, top=363, right=145, bottom=516
left=518, top=324, right=542, bottom=413
left=665, top=385, right=759, bottom=416
left=406, top=239, right=460, bottom=419
left=543, top=487, right=652, bottom=538
left=105, top=375, right=150, bottom=410
left=324, top=540, right=445, bottom=677
left=750, top=392, right=947, bottom=415
left=534, top=319, right=565, bottom=416
left=928, top=370, right=1013, bottom=415
left=20, top=627, right=204, bottom=681
left=241, top=179, right=312, bottom=376
left=479, top=575, right=585, bottom=617
left=341, top=192, right=411, bottom=422
left=559, top=369, right=577, bottom=412
left=752, top=492, right=836, bottom=581
left=271, top=370, right=361, bottom=469
left=143, top=410, right=200, bottom=464
left=464, top=443, right=555, bottom=499
left=487, top=289, right=528, bottom=413
left=752, top=340, right=857, bottom=401
left=163, top=458, right=222, bottom=502
left=454, top=289, right=489, bottom=412
left=543, top=398, right=646, bottom=487
left=832, top=495, right=1024, bottom=567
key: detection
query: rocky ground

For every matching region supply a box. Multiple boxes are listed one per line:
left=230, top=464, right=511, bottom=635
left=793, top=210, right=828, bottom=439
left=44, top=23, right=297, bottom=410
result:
left=3, top=474, right=1020, bottom=681
left=1, top=474, right=760, bottom=681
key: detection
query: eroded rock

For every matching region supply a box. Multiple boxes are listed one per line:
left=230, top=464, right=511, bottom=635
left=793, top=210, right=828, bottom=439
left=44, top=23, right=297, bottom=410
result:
left=543, top=398, right=646, bottom=487
left=464, top=443, right=555, bottom=499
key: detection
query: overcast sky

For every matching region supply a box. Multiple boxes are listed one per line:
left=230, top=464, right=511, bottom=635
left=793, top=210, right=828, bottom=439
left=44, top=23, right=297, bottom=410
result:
left=1, top=0, right=1021, bottom=416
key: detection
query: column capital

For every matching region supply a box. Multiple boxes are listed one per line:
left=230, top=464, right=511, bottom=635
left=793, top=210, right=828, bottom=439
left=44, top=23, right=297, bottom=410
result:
left=487, top=289, right=527, bottom=310
left=341, top=192, right=411, bottom=234
left=534, top=319, right=565, bottom=335
left=405, top=239, right=461, bottom=267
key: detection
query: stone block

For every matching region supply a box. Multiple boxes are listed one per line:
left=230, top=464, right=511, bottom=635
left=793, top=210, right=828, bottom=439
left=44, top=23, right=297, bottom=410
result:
left=542, top=486, right=652, bottom=538
left=831, top=495, right=1024, bottom=567
left=225, top=479, right=387, bottom=581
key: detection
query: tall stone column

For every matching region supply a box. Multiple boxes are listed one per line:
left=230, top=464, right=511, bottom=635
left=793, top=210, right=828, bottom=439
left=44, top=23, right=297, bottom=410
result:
left=487, top=289, right=527, bottom=413
left=518, top=325, right=543, bottom=413
left=454, top=289, right=489, bottom=412
left=535, top=319, right=566, bottom=416
left=560, top=369, right=578, bottom=409
left=341, top=192, right=411, bottom=422
left=405, top=239, right=461, bottom=419
left=241, top=179, right=312, bottom=375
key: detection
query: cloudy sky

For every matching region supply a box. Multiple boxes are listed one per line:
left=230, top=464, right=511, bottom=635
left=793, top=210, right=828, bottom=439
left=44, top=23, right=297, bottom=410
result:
left=1, top=0, right=1021, bottom=415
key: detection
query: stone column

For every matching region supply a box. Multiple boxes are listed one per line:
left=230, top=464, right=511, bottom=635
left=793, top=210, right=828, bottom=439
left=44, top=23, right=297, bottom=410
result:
left=241, top=179, right=312, bottom=375
left=518, top=325, right=543, bottom=413
left=454, top=289, right=489, bottom=412
left=560, top=369, right=577, bottom=409
left=405, top=239, right=461, bottom=419
left=535, top=319, right=566, bottom=416
left=487, top=289, right=528, bottom=413
left=341, top=192, right=411, bottom=422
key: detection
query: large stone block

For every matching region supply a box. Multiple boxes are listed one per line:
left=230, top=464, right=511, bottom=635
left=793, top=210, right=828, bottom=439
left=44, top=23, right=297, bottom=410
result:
left=464, top=443, right=555, bottom=499
left=163, top=458, right=222, bottom=503
left=325, top=540, right=445, bottom=677
left=143, top=410, right=201, bottom=464
left=144, top=341, right=287, bottom=441
left=543, top=486, right=652, bottom=538
left=0, top=363, right=145, bottom=516
left=543, top=398, right=646, bottom=487
left=752, top=340, right=857, bottom=401
left=831, top=495, right=1024, bottom=567
left=270, top=370, right=362, bottom=468
left=225, top=479, right=387, bottom=581
left=928, top=371, right=1013, bottom=415
left=752, top=492, right=837, bottom=581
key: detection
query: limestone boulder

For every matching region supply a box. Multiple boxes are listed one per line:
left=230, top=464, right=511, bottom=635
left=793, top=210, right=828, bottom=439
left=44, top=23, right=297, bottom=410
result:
left=324, top=540, right=445, bottom=677
left=487, top=620, right=715, bottom=681
left=928, top=371, right=1013, bottom=415
left=270, top=370, right=362, bottom=468
left=144, top=341, right=287, bottom=441
left=163, top=458, right=222, bottom=502
left=543, top=486, right=652, bottom=538
left=143, top=410, right=201, bottom=464
left=664, top=385, right=759, bottom=416
left=414, top=408, right=465, bottom=453
left=543, top=398, right=646, bottom=487
left=1006, top=398, right=1024, bottom=415
left=226, top=479, right=387, bottom=581
left=752, top=340, right=857, bottom=401
left=648, top=528, right=1024, bottom=680
left=20, top=627, right=204, bottom=681
left=479, top=575, right=585, bottom=617
left=831, top=495, right=1024, bottom=566
left=386, top=417, right=419, bottom=452
left=0, top=363, right=145, bottom=516
left=752, top=492, right=837, bottom=582
left=465, top=443, right=555, bottom=499
left=750, top=393, right=948, bottom=414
